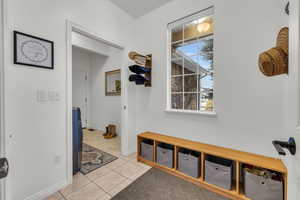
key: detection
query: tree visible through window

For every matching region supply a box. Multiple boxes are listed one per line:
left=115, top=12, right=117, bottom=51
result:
left=169, top=10, right=214, bottom=112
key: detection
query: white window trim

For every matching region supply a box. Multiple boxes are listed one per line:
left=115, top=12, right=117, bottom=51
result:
left=165, top=109, right=217, bottom=117
left=166, top=7, right=216, bottom=115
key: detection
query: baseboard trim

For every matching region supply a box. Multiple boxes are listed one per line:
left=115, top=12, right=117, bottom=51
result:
left=24, top=179, right=68, bottom=200
left=127, top=146, right=136, bottom=156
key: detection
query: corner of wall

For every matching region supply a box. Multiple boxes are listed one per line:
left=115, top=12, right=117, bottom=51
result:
left=23, top=179, right=68, bottom=200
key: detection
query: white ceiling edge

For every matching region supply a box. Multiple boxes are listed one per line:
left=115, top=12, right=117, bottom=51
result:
left=110, top=0, right=174, bottom=18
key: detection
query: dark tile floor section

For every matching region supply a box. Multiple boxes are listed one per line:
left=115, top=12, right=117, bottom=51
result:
left=112, top=168, right=230, bottom=200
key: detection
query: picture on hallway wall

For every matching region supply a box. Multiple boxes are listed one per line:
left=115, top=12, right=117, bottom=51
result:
left=14, top=31, right=54, bottom=69
left=105, top=69, right=121, bottom=96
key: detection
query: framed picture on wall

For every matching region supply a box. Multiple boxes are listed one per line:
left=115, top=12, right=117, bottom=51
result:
left=14, top=31, right=54, bottom=69
left=105, top=69, right=121, bottom=96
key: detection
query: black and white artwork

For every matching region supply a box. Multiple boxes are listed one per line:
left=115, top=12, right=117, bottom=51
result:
left=14, top=31, right=54, bottom=69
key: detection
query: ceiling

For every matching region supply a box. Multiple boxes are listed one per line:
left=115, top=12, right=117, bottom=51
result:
left=110, top=0, right=173, bottom=18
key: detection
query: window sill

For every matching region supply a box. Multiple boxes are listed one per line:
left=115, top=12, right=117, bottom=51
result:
left=164, top=109, right=217, bottom=117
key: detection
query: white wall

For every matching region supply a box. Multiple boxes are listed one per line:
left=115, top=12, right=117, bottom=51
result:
left=89, top=47, right=122, bottom=135
left=4, top=0, right=134, bottom=199
left=133, top=0, right=288, bottom=157
left=72, top=32, right=110, bottom=56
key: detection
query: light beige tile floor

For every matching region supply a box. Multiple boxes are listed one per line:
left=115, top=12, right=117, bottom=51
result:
left=44, top=129, right=151, bottom=200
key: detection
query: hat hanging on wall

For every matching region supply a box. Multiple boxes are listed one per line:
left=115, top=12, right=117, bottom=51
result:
left=128, top=51, right=151, bottom=67
left=129, top=65, right=151, bottom=74
left=129, top=74, right=149, bottom=85
left=258, top=27, right=288, bottom=76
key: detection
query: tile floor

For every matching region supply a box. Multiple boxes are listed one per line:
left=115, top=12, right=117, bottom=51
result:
left=45, top=129, right=151, bottom=200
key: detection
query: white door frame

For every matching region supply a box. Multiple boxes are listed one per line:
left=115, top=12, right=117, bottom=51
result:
left=0, top=0, right=7, bottom=199
left=66, top=20, right=129, bottom=184
left=82, top=70, right=88, bottom=128
left=283, top=0, right=300, bottom=199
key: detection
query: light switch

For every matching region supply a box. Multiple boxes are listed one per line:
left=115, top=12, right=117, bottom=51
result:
left=37, top=90, right=47, bottom=102
left=48, top=91, right=56, bottom=101
left=54, top=92, right=60, bottom=101
left=48, top=90, right=60, bottom=101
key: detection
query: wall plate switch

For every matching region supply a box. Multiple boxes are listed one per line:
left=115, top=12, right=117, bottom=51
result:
left=48, top=91, right=56, bottom=101
left=54, top=92, right=60, bottom=101
left=37, top=90, right=47, bottom=102
left=48, top=90, right=60, bottom=102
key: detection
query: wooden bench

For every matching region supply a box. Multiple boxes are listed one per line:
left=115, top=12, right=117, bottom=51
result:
left=137, top=132, right=287, bottom=200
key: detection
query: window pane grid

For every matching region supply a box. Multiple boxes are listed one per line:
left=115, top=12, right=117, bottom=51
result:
left=169, top=11, right=214, bottom=112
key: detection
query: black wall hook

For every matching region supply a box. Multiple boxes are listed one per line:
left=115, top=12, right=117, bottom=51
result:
left=272, top=137, right=296, bottom=156
left=285, top=2, right=290, bottom=15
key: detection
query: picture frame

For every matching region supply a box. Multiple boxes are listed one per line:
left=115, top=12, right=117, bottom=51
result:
left=14, top=31, right=54, bottom=69
left=105, top=69, right=121, bottom=96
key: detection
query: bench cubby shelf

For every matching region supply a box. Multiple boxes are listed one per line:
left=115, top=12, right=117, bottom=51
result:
left=137, top=132, right=287, bottom=200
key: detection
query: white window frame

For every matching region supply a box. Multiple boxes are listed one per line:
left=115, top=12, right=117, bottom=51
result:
left=166, top=7, right=216, bottom=116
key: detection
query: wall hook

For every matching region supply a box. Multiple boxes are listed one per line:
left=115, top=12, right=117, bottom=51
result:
left=285, top=2, right=289, bottom=15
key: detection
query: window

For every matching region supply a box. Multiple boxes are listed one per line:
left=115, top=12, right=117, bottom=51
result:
left=167, top=8, right=214, bottom=113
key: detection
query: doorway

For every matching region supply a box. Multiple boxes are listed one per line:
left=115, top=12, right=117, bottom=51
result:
left=66, top=21, right=129, bottom=183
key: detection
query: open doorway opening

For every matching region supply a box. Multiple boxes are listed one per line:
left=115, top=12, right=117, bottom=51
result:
left=71, top=28, right=124, bottom=175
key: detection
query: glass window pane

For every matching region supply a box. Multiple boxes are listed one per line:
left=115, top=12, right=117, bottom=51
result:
left=199, top=74, right=213, bottom=92
left=198, top=92, right=213, bottom=111
left=199, top=73, right=213, bottom=111
left=184, top=21, right=198, bottom=41
left=169, top=11, right=214, bottom=112
left=178, top=41, right=201, bottom=57
left=172, top=94, right=183, bottom=109
left=171, top=59, right=183, bottom=75
left=184, top=93, right=197, bottom=110
left=184, top=75, right=197, bottom=92
left=171, top=25, right=183, bottom=43
left=184, top=16, right=213, bottom=42
left=183, top=57, right=197, bottom=74
left=171, top=43, right=182, bottom=60
left=171, top=76, right=183, bottom=92
left=196, top=38, right=214, bottom=72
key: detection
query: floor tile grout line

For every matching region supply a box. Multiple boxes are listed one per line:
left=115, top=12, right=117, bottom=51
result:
left=59, top=173, right=91, bottom=198
left=90, top=176, right=113, bottom=198
left=106, top=178, right=133, bottom=197
left=97, top=175, right=132, bottom=197
left=111, top=167, right=145, bottom=180
left=88, top=166, right=133, bottom=197
left=109, top=169, right=133, bottom=182
left=64, top=177, right=112, bottom=199
left=58, top=191, right=68, bottom=200
left=110, top=161, right=148, bottom=179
